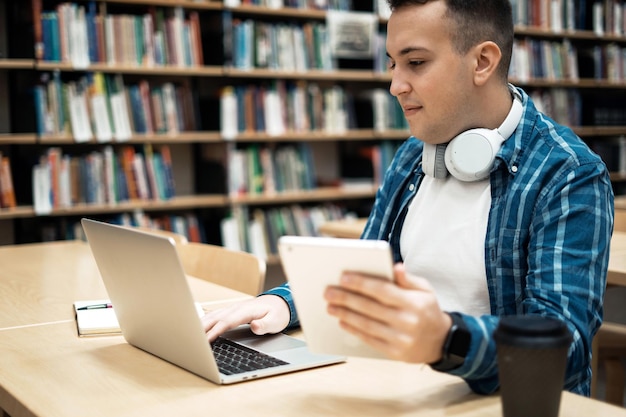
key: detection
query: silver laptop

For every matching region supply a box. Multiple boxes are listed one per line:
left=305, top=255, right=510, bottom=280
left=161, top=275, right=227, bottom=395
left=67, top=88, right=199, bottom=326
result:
left=81, top=218, right=345, bottom=384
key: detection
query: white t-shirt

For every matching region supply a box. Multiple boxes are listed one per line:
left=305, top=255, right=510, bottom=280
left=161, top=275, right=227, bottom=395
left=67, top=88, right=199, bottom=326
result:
left=399, top=175, right=491, bottom=316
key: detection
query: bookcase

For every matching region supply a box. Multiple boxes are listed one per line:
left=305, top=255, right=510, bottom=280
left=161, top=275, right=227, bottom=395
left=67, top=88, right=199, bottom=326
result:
left=0, top=0, right=625, bottom=262
left=0, top=0, right=403, bottom=258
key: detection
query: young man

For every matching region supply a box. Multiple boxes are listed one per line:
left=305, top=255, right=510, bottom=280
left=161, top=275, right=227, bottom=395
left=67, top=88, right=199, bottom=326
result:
left=203, top=0, right=614, bottom=396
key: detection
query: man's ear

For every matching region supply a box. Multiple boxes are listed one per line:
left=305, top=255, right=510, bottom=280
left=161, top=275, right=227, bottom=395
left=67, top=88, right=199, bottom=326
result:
left=471, top=41, right=502, bottom=86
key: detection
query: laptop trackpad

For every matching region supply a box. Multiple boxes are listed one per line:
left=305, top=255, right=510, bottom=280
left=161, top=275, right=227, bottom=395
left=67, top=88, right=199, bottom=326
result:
left=224, top=328, right=306, bottom=352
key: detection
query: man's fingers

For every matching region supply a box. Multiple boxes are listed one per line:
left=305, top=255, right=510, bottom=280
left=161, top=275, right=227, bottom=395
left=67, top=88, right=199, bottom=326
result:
left=393, top=263, right=434, bottom=291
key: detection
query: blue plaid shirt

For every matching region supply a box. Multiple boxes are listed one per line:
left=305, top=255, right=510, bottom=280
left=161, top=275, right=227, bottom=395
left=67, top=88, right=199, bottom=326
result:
left=265, top=86, right=614, bottom=396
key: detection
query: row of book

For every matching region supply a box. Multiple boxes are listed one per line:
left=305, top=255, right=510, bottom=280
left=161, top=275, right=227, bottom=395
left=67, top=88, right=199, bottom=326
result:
left=512, top=0, right=625, bottom=35
left=37, top=2, right=204, bottom=68
left=220, top=81, right=407, bottom=138
left=510, top=38, right=579, bottom=82
left=0, top=153, right=16, bottom=209
left=220, top=203, right=351, bottom=258
left=592, top=99, right=626, bottom=125
left=32, top=145, right=176, bottom=215
left=34, top=72, right=198, bottom=140
left=590, top=135, right=626, bottom=174
left=221, top=82, right=347, bottom=138
left=341, top=141, right=402, bottom=187
left=510, top=38, right=626, bottom=82
left=227, top=139, right=402, bottom=198
left=225, top=0, right=392, bottom=19
left=362, top=89, right=409, bottom=132
left=529, top=88, right=582, bottom=127
left=227, top=13, right=387, bottom=73
left=230, top=18, right=334, bottom=71
left=581, top=44, right=626, bottom=81
left=224, top=0, right=353, bottom=11
left=42, top=211, right=205, bottom=243
left=227, top=143, right=316, bottom=196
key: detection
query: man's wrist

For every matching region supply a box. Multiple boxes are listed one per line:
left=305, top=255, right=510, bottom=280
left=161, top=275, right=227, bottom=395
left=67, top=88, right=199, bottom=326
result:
left=429, top=312, right=471, bottom=372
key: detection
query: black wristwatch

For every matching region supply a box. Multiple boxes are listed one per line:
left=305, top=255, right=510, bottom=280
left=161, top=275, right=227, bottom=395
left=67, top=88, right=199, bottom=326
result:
left=430, top=312, right=471, bottom=372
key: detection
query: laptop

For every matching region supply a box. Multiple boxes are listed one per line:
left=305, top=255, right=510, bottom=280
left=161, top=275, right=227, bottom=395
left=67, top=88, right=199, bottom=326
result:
left=81, top=218, right=345, bottom=384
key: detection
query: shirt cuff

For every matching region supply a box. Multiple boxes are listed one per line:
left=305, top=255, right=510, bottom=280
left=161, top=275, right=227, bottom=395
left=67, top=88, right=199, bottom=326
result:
left=261, top=283, right=299, bottom=328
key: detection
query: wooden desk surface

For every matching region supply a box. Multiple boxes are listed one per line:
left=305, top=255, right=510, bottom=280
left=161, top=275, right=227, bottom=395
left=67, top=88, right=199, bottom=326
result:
left=0, top=240, right=249, bottom=330
left=0, top=240, right=625, bottom=416
left=1, top=321, right=625, bottom=417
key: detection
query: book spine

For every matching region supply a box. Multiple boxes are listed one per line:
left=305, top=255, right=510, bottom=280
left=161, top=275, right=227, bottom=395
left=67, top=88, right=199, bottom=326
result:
left=0, top=156, right=16, bottom=208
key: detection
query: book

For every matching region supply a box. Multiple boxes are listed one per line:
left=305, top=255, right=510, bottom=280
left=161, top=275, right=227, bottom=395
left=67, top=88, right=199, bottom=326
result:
left=74, top=299, right=205, bottom=337
left=73, top=299, right=121, bottom=337
left=0, top=155, right=16, bottom=208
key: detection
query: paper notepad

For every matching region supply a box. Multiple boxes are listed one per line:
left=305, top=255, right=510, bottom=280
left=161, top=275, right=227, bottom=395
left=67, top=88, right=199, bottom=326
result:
left=73, top=299, right=121, bottom=337
left=73, top=299, right=206, bottom=337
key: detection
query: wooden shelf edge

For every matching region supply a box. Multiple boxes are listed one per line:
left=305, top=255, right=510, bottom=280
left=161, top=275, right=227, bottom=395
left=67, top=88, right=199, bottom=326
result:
left=37, top=132, right=223, bottom=144
left=0, top=133, right=38, bottom=144
left=73, top=0, right=223, bottom=9
left=0, top=188, right=377, bottom=219
left=514, top=25, right=626, bottom=42
left=513, top=78, right=626, bottom=89
left=2, top=127, right=622, bottom=145
left=30, top=130, right=409, bottom=144
left=575, top=127, right=626, bottom=137
left=229, top=186, right=378, bottom=205
left=0, top=195, right=228, bottom=219
left=0, top=59, right=36, bottom=69
left=35, top=62, right=224, bottom=76
left=0, top=206, right=36, bottom=219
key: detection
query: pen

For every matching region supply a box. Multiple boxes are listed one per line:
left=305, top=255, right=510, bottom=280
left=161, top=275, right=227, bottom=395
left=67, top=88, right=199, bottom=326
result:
left=77, top=303, right=113, bottom=311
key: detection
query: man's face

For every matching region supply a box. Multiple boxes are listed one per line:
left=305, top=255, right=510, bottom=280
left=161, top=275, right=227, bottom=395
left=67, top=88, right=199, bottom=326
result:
left=386, top=2, right=475, bottom=144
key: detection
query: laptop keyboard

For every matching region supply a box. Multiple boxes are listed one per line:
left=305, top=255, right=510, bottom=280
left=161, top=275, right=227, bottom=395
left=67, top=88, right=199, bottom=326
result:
left=211, top=337, right=290, bottom=375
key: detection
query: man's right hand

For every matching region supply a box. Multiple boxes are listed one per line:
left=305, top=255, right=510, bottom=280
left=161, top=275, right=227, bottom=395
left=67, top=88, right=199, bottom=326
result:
left=201, top=294, right=291, bottom=342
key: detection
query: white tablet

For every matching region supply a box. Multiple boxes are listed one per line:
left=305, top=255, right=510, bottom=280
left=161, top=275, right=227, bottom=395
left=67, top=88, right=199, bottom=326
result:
left=277, top=235, right=395, bottom=359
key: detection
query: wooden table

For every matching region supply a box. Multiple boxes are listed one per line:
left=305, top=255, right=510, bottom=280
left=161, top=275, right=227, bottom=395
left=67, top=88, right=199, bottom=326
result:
left=0, top=241, right=625, bottom=417
left=0, top=240, right=249, bottom=330
left=1, top=321, right=626, bottom=417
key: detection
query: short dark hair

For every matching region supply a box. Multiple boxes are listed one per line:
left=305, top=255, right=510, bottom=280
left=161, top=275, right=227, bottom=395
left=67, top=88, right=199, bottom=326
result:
left=387, top=0, right=514, bottom=80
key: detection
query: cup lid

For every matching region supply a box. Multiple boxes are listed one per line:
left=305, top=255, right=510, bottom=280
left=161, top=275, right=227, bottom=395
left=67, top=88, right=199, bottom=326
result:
left=494, top=316, right=572, bottom=348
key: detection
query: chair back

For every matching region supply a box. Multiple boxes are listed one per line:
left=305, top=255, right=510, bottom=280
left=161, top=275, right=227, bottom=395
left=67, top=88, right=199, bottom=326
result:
left=176, top=242, right=266, bottom=296
left=132, top=226, right=189, bottom=245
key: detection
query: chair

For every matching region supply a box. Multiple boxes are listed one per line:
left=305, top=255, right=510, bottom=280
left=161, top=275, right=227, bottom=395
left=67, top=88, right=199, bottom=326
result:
left=592, top=321, right=626, bottom=405
left=591, top=208, right=626, bottom=406
left=176, top=242, right=266, bottom=296
left=132, top=226, right=189, bottom=245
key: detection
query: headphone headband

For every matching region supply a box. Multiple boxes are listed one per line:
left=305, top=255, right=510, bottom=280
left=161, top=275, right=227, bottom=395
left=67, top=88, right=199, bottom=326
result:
left=497, top=85, right=523, bottom=140
left=422, top=85, right=524, bottom=182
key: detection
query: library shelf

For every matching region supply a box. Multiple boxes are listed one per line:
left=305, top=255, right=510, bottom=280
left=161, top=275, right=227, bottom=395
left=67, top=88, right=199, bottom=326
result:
left=1, top=0, right=625, bottom=248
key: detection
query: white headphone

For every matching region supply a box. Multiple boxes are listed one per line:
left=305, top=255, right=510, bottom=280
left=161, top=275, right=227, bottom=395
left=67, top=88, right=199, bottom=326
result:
left=422, top=87, right=523, bottom=182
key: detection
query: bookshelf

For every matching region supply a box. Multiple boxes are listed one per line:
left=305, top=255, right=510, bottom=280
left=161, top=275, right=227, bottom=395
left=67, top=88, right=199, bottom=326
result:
left=0, top=0, right=625, bottom=259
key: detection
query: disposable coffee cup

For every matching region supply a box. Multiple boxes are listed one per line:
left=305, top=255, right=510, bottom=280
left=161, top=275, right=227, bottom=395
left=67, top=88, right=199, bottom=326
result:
left=494, top=316, right=572, bottom=417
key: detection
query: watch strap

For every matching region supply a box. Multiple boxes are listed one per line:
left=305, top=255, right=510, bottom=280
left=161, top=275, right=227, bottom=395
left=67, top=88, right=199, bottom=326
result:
left=430, top=312, right=471, bottom=372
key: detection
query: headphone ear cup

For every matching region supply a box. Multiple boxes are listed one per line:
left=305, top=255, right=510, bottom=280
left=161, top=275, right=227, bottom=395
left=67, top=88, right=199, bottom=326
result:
left=444, top=129, right=502, bottom=182
left=422, top=143, right=449, bottom=179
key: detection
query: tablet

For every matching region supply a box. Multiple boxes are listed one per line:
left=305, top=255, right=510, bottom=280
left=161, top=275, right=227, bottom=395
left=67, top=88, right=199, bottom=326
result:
left=277, top=235, right=394, bottom=359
